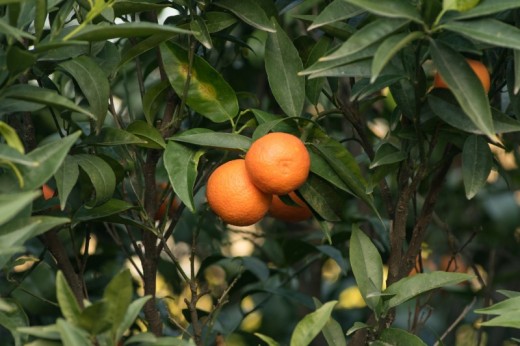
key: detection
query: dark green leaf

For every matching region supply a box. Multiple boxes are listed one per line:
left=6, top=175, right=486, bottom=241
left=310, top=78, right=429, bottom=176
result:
left=56, top=271, right=82, bottom=323
left=240, top=257, right=270, bottom=281
left=127, top=120, right=166, bottom=149
left=163, top=141, right=204, bottom=212
left=309, top=149, right=352, bottom=194
left=428, top=95, right=520, bottom=133
left=34, top=0, right=46, bottom=42
left=69, top=22, right=190, bottom=41
left=462, top=135, right=492, bottom=199
left=160, top=42, right=239, bottom=122
left=308, top=0, right=363, bottom=30
left=142, top=80, right=171, bottom=125
left=214, top=0, right=275, bottom=32
left=72, top=199, right=134, bottom=226
left=384, top=272, right=473, bottom=309
left=0, top=217, right=70, bottom=251
left=0, top=18, right=35, bottom=42
left=289, top=300, right=337, bottom=346
left=191, top=16, right=213, bottom=49
left=6, top=46, right=36, bottom=75
left=343, top=0, right=423, bottom=23
left=250, top=109, right=298, bottom=134
left=117, top=33, right=178, bottom=72
left=83, top=127, right=147, bottom=146
left=305, top=37, right=332, bottom=105
left=442, top=19, right=520, bottom=51
left=346, top=322, right=369, bottom=336
left=170, top=130, right=252, bottom=151
left=0, top=299, right=28, bottom=346
left=430, top=40, right=495, bottom=140
left=265, top=20, right=305, bottom=117
left=54, top=156, right=80, bottom=211
left=2, top=85, right=95, bottom=120
left=370, top=143, right=407, bottom=169
left=20, top=132, right=81, bottom=191
left=0, top=144, right=37, bottom=166
left=113, top=0, right=169, bottom=16
left=0, top=191, right=39, bottom=226
left=377, top=328, right=427, bottom=346
left=350, top=75, right=404, bottom=102
left=515, top=49, right=520, bottom=95
left=308, top=59, right=375, bottom=79
left=371, top=31, right=424, bottom=82
left=59, top=56, right=110, bottom=130
left=204, top=11, right=238, bottom=33
left=74, top=154, right=116, bottom=208
left=349, top=225, right=383, bottom=311
left=298, top=175, right=342, bottom=223
left=321, top=18, right=409, bottom=62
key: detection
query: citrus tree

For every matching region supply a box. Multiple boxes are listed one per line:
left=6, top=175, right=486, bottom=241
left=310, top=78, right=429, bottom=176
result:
left=2, top=0, right=520, bottom=345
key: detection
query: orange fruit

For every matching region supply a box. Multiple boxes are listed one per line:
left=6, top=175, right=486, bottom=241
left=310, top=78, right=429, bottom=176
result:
left=433, top=58, right=490, bottom=93
left=154, top=182, right=179, bottom=220
left=206, top=159, right=272, bottom=226
left=245, top=132, right=310, bottom=195
left=269, top=192, right=312, bottom=222
left=42, top=184, right=55, bottom=200
left=440, top=254, right=467, bottom=273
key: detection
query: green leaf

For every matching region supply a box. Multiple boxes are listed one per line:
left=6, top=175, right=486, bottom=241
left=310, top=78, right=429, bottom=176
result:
left=56, top=319, right=91, bottom=346
left=160, top=42, right=239, bottom=122
left=104, top=269, right=133, bottom=339
left=309, top=150, right=352, bottom=195
left=56, top=271, right=82, bottom=323
left=116, top=296, right=151, bottom=341
left=163, top=141, right=204, bottom=212
left=54, top=156, right=79, bottom=211
left=350, top=75, right=404, bottom=102
left=76, top=301, right=111, bottom=335
left=479, top=313, right=520, bottom=329
left=346, top=321, right=369, bottom=336
left=442, top=19, right=520, bottom=51
left=475, top=296, right=520, bottom=315
left=305, top=37, right=332, bottom=105
left=377, top=328, right=427, bottom=346
left=349, top=225, right=383, bottom=311
left=0, top=144, right=38, bottom=167
left=0, top=121, right=24, bottom=154
left=371, top=31, right=424, bottom=82
left=289, top=300, right=338, bottom=346
left=312, top=298, right=347, bottom=346
left=308, top=59, right=374, bottom=79
left=254, top=333, right=280, bottom=346
left=343, top=0, right=423, bottom=23
left=2, top=85, right=95, bottom=120
left=6, top=45, right=36, bottom=76
left=34, top=0, right=46, bottom=42
left=20, top=132, right=81, bottom=191
left=311, top=139, right=378, bottom=216
left=204, top=11, right=238, bottom=33
left=127, top=120, right=166, bottom=149
left=116, top=33, right=178, bottom=72
left=0, top=299, right=29, bottom=346
left=515, top=50, right=520, bottom=95
left=370, top=143, right=407, bottom=169
left=74, top=154, right=116, bottom=208
left=83, top=127, right=147, bottom=146
left=265, top=20, right=305, bottom=117
left=72, top=199, right=134, bottom=226
left=0, top=191, right=40, bottom=226
left=298, top=175, right=342, bottom=223
left=451, top=0, right=520, bottom=20
left=462, top=135, right=492, bottom=199
left=142, top=80, right=171, bottom=125
left=191, top=16, right=212, bottom=49
left=214, top=0, right=275, bottom=32
left=58, top=56, right=110, bottom=130
left=308, top=0, right=362, bottom=31
left=17, top=324, right=61, bottom=341
left=383, top=272, right=473, bottom=310
left=68, top=22, right=191, bottom=41
left=497, top=290, right=520, bottom=299
left=170, top=130, right=252, bottom=151
left=428, top=95, right=520, bottom=134
left=0, top=18, right=36, bottom=42
left=320, top=18, right=409, bottom=62
left=430, top=40, right=495, bottom=140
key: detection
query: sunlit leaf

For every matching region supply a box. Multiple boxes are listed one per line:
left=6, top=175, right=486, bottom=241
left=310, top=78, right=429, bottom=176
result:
left=56, top=271, right=82, bottom=323
left=0, top=191, right=40, bottom=226
left=343, top=0, right=423, bottom=23
left=290, top=300, right=337, bottom=346
left=451, top=0, right=520, bottom=20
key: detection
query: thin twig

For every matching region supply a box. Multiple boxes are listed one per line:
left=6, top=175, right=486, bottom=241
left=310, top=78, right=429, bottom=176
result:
left=434, top=297, right=477, bottom=346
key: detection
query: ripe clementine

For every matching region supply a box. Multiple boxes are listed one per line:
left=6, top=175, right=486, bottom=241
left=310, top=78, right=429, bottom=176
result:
left=433, top=58, right=490, bottom=93
left=269, top=192, right=312, bottom=222
left=42, top=184, right=55, bottom=200
left=206, top=159, right=272, bottom=226
left=440, top=254, right=467, bottom=273
left=245, top=132, right=310, bottom=195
